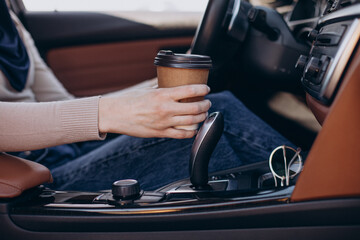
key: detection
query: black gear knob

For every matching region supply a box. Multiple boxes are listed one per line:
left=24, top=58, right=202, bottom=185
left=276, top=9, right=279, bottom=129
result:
left=189, top=112, right=224, bottom=189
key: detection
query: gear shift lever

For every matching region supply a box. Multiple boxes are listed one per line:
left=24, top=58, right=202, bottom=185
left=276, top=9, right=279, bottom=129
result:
left=189, top=112, right=224, bottom=189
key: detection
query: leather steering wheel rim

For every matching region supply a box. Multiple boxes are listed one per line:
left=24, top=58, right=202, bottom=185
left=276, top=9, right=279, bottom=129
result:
left=190, top=0, right=231, bottom=56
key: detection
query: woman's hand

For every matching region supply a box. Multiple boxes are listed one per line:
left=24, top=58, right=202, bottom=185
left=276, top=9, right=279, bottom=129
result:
left=98, top=84, right=211, bottom=139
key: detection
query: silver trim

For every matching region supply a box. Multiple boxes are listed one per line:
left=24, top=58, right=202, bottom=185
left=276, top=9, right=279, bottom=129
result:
left=228, top=0, right=241, bottom=32
left=287, top=17, right=320, bottom=30
left=320, top=18, right=360, bottom=100
left=166, top=180, right=229, bottom=194
left=319, top=4, right=360, bottom=26
left=45, top=187, right=294, bottom=213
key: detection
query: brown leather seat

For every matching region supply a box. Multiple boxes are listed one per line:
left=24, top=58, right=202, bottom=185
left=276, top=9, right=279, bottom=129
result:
left=0, top=153, right=53, bottom=198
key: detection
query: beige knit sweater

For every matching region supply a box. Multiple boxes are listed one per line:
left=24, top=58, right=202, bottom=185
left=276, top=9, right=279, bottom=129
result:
left=0, top=12, right=105, bottom=152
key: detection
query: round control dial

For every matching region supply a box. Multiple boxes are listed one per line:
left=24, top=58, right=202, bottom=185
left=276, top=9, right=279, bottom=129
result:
left=112, top=179, right=141, bottom=200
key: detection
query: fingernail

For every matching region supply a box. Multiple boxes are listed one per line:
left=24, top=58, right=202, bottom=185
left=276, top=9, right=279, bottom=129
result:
left=207, top=86, right=211, bottom=92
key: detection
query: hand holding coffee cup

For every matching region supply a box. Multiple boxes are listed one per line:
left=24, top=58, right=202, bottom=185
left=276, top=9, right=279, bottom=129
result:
left=154, top=50, right=212, bottom=130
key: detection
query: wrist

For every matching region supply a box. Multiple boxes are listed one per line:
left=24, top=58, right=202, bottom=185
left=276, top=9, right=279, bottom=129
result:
left=98, top=97, right=111, bottom=133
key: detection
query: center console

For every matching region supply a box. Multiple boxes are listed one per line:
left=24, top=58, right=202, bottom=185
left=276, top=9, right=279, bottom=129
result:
left=4, top=112, right=297, bottom=232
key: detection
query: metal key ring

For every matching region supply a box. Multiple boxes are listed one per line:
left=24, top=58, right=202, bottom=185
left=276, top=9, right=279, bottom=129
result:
left=269, top=145, right=302, bottom=187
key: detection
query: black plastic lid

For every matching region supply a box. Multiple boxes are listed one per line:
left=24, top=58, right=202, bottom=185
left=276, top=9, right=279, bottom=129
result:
left=154, top=50, right=212, bottom=69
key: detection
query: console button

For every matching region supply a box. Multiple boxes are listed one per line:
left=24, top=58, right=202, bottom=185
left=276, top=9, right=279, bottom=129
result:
left=307, top=29, right=319, bottom=42
left=304, top=56, right=331, bottom=85
left=305, top=57, right=321, bottom=80
left=316, top=25, right=346, bottom=46
left=295, top=55, right=308, bottom=71
left=316, top=55, right=331, bottom=85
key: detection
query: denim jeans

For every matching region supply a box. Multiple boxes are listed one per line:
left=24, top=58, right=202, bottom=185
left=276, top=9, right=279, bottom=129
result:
left=12, top=91, right=294, bottom=191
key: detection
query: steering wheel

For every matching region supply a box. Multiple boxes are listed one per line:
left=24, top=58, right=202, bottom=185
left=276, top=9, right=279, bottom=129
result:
left=190, top=0, right=231, bottom=56
left=190, top=0, right=251, bottom=91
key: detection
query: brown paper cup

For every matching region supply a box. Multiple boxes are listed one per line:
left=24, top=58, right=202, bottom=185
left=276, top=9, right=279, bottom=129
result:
left=154, top=50, right=212, bottom=130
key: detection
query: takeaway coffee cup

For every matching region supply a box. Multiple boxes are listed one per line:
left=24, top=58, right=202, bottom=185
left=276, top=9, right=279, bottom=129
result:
left=154, top=50, right=212, bottom=130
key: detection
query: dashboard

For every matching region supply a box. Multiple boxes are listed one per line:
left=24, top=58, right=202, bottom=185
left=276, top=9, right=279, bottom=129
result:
left=227, top=0, right=360, bottom=106
left=286, top=0, right=360, bottom=105
left=298, top=16, right=360, bottom=104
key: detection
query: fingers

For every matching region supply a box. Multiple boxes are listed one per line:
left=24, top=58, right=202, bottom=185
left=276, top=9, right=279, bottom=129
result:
left=171, top=99, right=212, bottom=115
left=160, top=84, right=211, bottom=115
left=170, top=112, right=208, bottom=126
left=160, top=128, right=197, bottom=139
left=167, top=84, right=210, bottom=101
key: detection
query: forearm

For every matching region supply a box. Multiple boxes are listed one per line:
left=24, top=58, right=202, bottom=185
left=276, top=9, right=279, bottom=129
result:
left=0, top=97, right=104, bottom=152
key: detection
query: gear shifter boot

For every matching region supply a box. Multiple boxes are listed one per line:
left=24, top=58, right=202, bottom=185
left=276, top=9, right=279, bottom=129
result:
left=189, top=112, right=224, bottom=189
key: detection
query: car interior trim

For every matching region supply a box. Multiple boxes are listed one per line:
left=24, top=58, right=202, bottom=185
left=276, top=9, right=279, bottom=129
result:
left=319, top=4, right=360, bottom=26
left=305, top=93, right=330, bottom=125
left=0, top=153, right=53, bottom=198
left=320, top=18, right=360, bottom=100
left=291, top=43, right=360, bottom=202
left=46, top=37, right=193, bottom=96
left=9, top=198, right=360, bottom=232
left=228, top=0, right=241, bottom=32
left=41, top=187, right=293, bottom=213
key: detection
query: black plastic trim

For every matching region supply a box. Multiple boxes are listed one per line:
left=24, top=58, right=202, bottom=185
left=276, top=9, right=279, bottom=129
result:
left=1, top=214, right=359, bottom=240
left=21, top=12, right=197, bottom=53
left=7, top=198, right=360, bottom=232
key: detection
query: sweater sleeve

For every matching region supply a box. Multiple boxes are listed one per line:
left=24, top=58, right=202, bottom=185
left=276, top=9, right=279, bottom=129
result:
left=0, top=96, right=105, bottom=152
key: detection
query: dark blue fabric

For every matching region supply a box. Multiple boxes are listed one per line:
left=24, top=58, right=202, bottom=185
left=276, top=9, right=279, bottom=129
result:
left=9, top=92, right=296, bottom=191
left=0, top=0, right=30, bottom=92
left=49, top=92, right=296, bottom=191
left=8, top=133, right=119, bottom=169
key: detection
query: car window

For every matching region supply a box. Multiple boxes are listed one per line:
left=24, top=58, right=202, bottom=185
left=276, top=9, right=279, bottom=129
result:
left=22, top=0, right=208, bottom=12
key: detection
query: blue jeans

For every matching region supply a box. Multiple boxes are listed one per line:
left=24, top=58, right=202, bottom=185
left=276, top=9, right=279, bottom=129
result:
left=13, top=91, right=294, bottom=191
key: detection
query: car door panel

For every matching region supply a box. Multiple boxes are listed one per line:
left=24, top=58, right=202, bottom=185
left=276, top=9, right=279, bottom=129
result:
left=46, top=37, right=193, bottom=96
left=20, top=11, right=200, bottom=95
